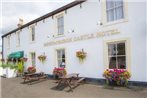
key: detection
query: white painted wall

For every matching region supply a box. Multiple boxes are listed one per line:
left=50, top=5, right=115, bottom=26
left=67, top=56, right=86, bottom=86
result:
left=3, top=1, right=147, bottom=82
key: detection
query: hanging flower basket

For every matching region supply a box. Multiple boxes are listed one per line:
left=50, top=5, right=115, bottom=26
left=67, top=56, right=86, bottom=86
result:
left=38, top=55, right=46, bottom=62
left=76, top=50, right=87, bottom=61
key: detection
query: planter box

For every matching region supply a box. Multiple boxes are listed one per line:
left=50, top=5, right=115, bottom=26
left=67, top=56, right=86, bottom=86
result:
left=0, top=67, right=3, bottom=76
left=6, top=68, right=17, bottom=78
left=107, top=79, right=127, bottom=86
left=0, top=68, right=7, bottom=77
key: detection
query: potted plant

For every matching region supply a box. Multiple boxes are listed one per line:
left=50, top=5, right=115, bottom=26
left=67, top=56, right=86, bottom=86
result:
left=6, top=64, right=18, bottom=78
left=76, top=49, right=87, bottom=62
left=103, top=69, right=131, bottom=86
left=53, top=67, right=67, bottom=79
left=27, top=66, right=36, bottom=73
left=0, top=64, right=9, bottom=76
left=38, top=55, right=46, bottom=62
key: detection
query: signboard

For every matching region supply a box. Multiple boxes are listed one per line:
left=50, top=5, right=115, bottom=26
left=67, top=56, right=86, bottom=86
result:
left=44, top=29, right=120, bottom=47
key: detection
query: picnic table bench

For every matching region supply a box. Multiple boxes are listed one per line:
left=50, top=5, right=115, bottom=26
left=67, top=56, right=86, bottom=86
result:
left=22, top=72, right=48, bottom=84
left=56, top=73, right=85, bottom=91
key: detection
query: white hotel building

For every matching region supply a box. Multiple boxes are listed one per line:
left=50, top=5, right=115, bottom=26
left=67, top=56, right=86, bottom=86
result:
left=2, top=0, right=147, bottom=84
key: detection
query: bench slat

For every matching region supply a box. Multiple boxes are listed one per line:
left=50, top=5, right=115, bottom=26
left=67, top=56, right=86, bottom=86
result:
left=77, top=77, right=85, bottom=83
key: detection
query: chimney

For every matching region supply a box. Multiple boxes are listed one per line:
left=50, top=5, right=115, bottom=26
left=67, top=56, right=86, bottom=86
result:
left=17, top=18, right=24, bottom=27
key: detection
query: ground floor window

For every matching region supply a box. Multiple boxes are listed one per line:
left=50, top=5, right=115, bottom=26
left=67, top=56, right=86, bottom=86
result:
left=56, top=49, right=65, bottom=68
left=108, top=41, right=126, bottom=69
left=31, top=52, right=36, bottom=66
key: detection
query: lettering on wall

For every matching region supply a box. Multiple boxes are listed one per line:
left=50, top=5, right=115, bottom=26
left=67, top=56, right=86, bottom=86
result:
left=44, top=29, right=120, bottom=47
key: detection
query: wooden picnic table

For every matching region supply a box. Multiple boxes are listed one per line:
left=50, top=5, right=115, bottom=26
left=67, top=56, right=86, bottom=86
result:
left=56, top=73, right=85, bottom=91
left=22, top=72, right=48, bottom=84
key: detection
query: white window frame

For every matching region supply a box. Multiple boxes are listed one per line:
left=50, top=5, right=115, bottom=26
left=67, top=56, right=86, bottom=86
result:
left=104, top=38, right=131, bottom=71
left=7, top=35, right=10, bottom=49
left=29, top=25, right=35, bottom=42
left=16, top=31, right=20, bottom=46
left=56, top=48, right=66, bottom=68
left=101, top=0, right=128, bottom=26
left=106, top=0, right=124, bottom=22
left=55, top=12, right=65, bottom=37
left=107, top=41, right=126, bottom=69
left=30, top=52, right=36, bottom=66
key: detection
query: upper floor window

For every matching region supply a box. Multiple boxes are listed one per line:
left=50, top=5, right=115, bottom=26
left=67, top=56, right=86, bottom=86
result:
left=106, top=0, right=124, bottom=22
left=57, top=16, right=64, bottom=35
left=17, top=31, right=20, bottom=46
left=7, top=35, right=10, bottom=49
left=30, top=26, right=35, bottom=41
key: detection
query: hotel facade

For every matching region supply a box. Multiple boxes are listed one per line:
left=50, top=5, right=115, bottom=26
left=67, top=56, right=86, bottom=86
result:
left=2, top=0, right=147, bottom=83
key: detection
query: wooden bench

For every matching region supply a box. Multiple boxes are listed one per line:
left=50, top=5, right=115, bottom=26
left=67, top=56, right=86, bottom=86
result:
left=22, top=72, right=48, bottom=84
left=76, top=77, right=85, bottom=84
left=56, top=73, right=85, bottom=92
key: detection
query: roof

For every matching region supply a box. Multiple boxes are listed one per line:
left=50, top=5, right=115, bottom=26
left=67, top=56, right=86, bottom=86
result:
left=2, top=0, right=86, bottom=38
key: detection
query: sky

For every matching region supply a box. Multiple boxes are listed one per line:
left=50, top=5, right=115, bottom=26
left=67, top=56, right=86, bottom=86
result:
left=0, top=0, right=75, bottom=37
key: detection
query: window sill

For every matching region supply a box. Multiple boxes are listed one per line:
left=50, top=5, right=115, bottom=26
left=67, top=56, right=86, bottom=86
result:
left=102, top=18, right=128, bottom=27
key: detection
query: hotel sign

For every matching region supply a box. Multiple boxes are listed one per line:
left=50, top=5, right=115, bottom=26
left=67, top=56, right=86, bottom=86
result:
left=44, top=29, right=120, bottom=47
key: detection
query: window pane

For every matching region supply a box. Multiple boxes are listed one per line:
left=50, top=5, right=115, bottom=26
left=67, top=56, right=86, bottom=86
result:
left=31, top=27, right=35, bottom=41
left=108, top=43, right=117, bottom=56
left=57, top=50, right=62, bottom=58
left=58, top=26, right=64, bottom=35
left=106, top=0, right=114, bottom=9
left=32, top=53, right=35, bottom=66
left=106, top=0, right=124, bottom=22
left=109, top=57, right=117, bottom=69
left=17, top=32, right=20, bottom=45
left=117, top=56, right=126, bottom=69
left=115, top=0, right=123, bottom=6
left=57, top=49, right=65, bottom=68
left=107, top=9, right=115, bottom=22
left=57, top=16, right=64, bottom=35
left=117, top=42, right=125, bottom=55
left=116, top=6, right=124, bottom=20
